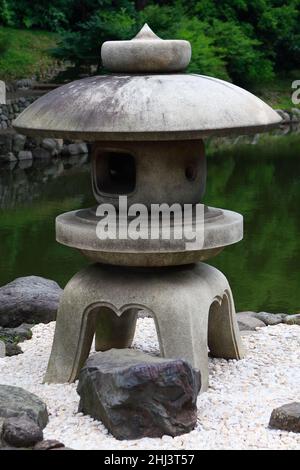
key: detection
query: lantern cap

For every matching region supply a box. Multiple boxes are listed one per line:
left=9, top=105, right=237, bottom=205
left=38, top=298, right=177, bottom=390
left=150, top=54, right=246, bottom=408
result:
left=101, top=23, right=192, bottom=73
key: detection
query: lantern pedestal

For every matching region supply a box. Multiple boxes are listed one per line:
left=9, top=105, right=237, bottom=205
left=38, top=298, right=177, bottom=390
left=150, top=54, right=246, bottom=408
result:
left=44, top=262, right=244, bottom=391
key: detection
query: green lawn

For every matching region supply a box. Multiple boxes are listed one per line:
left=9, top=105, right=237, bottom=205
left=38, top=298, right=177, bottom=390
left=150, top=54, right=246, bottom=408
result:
left=254, top=74, right=300, bottom=111
left=0, top=27, right=57, bottom=81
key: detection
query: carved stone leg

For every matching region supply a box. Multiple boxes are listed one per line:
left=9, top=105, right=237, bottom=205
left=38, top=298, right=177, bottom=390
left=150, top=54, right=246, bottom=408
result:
left=44, top=262, right=245, bottom=392
left=208, top=289, right=245, bottom=360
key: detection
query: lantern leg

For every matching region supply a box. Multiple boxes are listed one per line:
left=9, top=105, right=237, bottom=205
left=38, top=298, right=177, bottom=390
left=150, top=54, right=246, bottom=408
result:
left=208, top=288, right=245, bottom=361
left=44, top=263, right=244, bottom=390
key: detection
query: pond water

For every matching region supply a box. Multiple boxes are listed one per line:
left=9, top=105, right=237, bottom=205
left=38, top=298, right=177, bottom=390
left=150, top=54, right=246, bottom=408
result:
left=0, top=132, right=299, bottom=314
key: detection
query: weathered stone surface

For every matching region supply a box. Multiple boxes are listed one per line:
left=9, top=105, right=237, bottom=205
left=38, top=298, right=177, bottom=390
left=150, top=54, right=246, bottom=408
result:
left=5, top=343, right=22, bottom=356
left=254, top=312, right=287, bottom=326
left=12, top=134, right=26, bottom=153
left=34, top=439, right=65, bottom=450
left=2, top=416, right=43, bottom=448
left=41, top=138, right=58, bottom=156
left=283, top=314, right=300, bottom=325
left=77, top=348, right=200, bottom=440
left=18, top=150, right=32, bottom=161
left=0, top=323, right=32, bottom=357
left=236, top=312, right=266, bottom=331
left=67, top=142, right=88, bottom=155
left=0, top=276, right=62, bottom=327
left=269, top=402, right=300, bottom=433
left=0, top=385, right=48, bottom=429
left=0, top=340, right=5, bottom=357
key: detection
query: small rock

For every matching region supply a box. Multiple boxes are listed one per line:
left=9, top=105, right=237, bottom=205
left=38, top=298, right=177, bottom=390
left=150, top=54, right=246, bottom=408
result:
left=269, top=402, right=300, bottom=433
left=254, top=312, right=287, bottom=326
left=12, top=134, right=26, bottom=153
left=0, top=276, right=62, bottom=327
left=291, top=108, right=300, bottom=120
left=236, top=312, right=266, bottom=331
left=0, top=323, right=32, bottom=345
left=283, top=314, right=300, bottom=325
left=41, top=138, right=58, bottom=156
left=2, top=416, right=43, bottom=448
left=0, top=385, right=48, bottom=429
left=5, top=343, right=22, bottom=356
left=17, top=150, right=32, bottom=161
left=67, top=142, right=88, bottom=155
left=0, top=340, right=5, bottom=358
left=34, top=439, right=65, bottom=450
left=77, top=348, right=200, bottom=440
left=276, top=109, right=290, bottom=123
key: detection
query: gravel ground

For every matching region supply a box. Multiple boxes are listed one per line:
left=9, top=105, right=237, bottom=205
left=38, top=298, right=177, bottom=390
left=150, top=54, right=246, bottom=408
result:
left=0, top=319, right=299, bottom=450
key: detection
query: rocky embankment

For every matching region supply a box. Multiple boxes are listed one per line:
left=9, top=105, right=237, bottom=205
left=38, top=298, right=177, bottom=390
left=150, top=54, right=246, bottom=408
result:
left=0, top=80, right=89, bottom=164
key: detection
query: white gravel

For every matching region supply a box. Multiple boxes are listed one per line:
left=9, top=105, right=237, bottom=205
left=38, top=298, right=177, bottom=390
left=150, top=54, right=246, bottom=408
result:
left=0, top=319, right=299, bottom=450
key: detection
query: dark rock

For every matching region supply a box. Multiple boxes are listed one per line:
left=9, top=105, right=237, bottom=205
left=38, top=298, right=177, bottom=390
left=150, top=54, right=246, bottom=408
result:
left=0, top=385, right=48, bottom=429
left=32, top=147, right=52, bottom=160
left=41, top=138, right=58, bottom=156
left=67, top=143, right=88, bottom=155
left=12, top=134, right=26, bottom=153
left=283, top=314, right=300, bottom=325
left=236, top=312, right=266, bottom=331
left=269, top=402, right=300, bottom=433
left=50, top=446, right=73, bottom=450
left=2, top=416, right=43, bottom=448
left=0, top=276, right=62, bottom=327
left=5, top=343, right=23, bottom=356
left=0, top=323, right=33, bottom=356
left=254, top=312, right=287, bottom=326
left=77, top=348, right=200, bottom=440
left=34, top=439, right=65, bottom=450
left=0, top=323, right=33, bottom=343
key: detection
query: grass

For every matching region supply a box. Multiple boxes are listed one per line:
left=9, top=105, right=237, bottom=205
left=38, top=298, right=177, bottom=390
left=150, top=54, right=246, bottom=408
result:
left=0, top=27, right=58, bottom=81
left=0, top=26, right=298, bottom=113
left=253, top=73, right=300, bottom=111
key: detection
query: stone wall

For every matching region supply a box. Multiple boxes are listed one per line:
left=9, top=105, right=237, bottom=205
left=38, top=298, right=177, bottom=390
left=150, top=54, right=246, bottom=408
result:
left=0, top=97, right=35, bottom=129
left=0, top=93, right=89, bottom=164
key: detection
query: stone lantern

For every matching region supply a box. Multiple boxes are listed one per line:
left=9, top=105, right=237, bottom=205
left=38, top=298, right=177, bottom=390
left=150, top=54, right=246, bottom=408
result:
left=13, top=25, right=281, bottom=391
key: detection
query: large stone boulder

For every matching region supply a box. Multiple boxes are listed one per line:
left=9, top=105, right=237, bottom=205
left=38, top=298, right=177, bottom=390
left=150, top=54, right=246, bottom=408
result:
left=0, top=385, right=48, bottom=429
left=77, top=349, right=200, bottom=440
left=269, top=402, right=300, bottom=433
left=0, top=276, right=62, bottom=327
left=236, top=312, right=266, bottom=331
left=2, top=416, right=43, bottom=448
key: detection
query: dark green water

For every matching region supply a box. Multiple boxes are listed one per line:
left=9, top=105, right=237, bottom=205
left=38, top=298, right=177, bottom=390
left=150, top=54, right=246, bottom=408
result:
left=0, top=133, right=299, bottom=313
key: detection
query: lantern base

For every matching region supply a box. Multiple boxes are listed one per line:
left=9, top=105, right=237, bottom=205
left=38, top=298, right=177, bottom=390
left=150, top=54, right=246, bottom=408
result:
left=44, top=263, right=245, bottom=392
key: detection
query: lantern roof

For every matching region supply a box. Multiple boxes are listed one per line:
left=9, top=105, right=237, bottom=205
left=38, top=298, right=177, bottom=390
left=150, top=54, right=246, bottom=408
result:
left=13, top=25, right=281, bottom=141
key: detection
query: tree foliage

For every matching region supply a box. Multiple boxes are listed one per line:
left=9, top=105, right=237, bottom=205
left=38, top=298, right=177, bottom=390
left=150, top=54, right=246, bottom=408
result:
left=0, top=0, right=299, bottom=85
